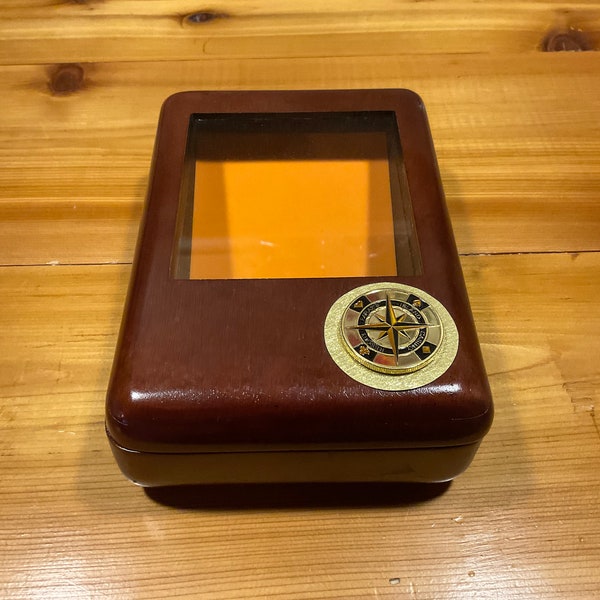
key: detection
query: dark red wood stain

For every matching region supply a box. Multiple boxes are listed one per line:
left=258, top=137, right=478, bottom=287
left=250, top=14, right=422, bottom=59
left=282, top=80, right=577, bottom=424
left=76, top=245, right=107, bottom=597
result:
left=106, top=90, right=493, bottom=484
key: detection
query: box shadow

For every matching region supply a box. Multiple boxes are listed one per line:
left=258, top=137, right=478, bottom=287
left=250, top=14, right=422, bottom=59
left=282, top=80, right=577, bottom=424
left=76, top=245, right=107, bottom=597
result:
left=144, top=481, right=451, bottom=511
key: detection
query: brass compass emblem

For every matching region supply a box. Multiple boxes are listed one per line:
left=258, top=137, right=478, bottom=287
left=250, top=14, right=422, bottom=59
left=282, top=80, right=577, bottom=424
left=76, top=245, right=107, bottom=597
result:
left=324, top=283, right=459, bottom=391
left=341, top=288, right=443, bottom=375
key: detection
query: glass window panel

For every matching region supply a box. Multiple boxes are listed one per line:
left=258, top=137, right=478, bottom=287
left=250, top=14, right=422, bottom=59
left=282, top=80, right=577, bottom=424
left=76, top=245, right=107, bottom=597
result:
left=172, top=112, right=421, bottom=279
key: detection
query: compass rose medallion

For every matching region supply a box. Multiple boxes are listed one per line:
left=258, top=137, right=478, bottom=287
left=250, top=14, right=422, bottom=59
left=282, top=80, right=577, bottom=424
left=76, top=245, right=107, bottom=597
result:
left=340, top=288, right=444, bottom=375
left=324, top=283, right=459, bottom=390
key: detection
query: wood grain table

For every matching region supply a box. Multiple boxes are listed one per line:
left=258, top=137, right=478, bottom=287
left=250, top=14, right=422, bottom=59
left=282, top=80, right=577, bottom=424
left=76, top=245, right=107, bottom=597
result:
left=1, top=2, right=599, bottom=598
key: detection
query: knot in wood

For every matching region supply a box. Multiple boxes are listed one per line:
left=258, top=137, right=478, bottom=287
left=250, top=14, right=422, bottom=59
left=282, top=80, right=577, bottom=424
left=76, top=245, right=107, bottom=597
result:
left=49, top=64, right=85, bottom=95
left=185, top=10, right=228, bottom=24
left=542, top=29, right=593, bottom=52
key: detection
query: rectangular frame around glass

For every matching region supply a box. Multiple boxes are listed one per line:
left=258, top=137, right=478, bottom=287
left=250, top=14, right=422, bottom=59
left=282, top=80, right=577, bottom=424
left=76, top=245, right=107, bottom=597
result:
left=171, top=111, right=422, bottom=279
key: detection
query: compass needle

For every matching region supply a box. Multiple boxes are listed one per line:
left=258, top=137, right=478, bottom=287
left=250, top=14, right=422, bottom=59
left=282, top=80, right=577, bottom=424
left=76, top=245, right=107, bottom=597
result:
left=395, top=322, right=429, bottom=331
left=353, top=323, right=390, bottom=331
left=387, top=327, right=399, bottom=363
left=397, top=328, right=412, bottom=341
left=385, top=294, right=398, bottom=326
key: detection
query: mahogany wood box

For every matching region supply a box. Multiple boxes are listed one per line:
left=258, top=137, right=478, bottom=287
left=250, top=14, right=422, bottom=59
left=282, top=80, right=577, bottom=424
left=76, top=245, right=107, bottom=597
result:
left=106, top=89, right=493, bottom=486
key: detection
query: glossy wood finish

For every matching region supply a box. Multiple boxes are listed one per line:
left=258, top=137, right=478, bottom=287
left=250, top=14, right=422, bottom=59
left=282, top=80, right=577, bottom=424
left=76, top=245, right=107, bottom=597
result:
left=106, top=90, right=492, bottom=465
left=1, top=2, right=599, bottom=598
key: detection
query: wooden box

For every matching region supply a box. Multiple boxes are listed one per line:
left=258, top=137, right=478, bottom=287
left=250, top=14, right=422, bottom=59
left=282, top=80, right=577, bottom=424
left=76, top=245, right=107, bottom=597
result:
left=106, top=89, right=493, bottom=486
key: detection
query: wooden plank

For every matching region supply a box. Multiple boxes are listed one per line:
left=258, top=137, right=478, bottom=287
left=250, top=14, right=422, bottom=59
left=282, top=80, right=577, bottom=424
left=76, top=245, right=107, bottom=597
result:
left=0, top=199, right=142, bottom=266
left=0, top=53, right=600, bottom=265
left=1, top=1, right=599, bottom=65
left=1, top=53, right=599, bottom=265
left=0, top=252, right=599, bottom=599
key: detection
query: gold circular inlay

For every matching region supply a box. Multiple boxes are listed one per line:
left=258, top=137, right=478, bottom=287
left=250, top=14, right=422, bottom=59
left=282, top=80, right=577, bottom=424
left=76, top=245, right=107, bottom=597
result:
left=324, top=283, right=458, bottom=391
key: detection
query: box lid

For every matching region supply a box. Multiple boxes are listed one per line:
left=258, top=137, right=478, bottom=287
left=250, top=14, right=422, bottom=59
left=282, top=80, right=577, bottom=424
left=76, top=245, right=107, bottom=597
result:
left=106, top=89, right=493, bottom=454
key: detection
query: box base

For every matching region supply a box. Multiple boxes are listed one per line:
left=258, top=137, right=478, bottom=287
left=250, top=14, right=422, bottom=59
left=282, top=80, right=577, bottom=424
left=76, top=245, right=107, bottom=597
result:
left=108, top=435, right=481, bottom=487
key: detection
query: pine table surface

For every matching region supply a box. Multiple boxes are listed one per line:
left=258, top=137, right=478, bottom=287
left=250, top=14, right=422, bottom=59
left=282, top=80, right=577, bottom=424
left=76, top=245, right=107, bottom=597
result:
left=1, top=2, right=599, bottom=599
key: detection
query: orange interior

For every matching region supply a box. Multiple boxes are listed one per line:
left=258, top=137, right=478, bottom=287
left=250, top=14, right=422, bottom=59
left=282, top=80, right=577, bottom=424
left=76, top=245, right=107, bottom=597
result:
left=189, top=157, right=397, bottom=279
